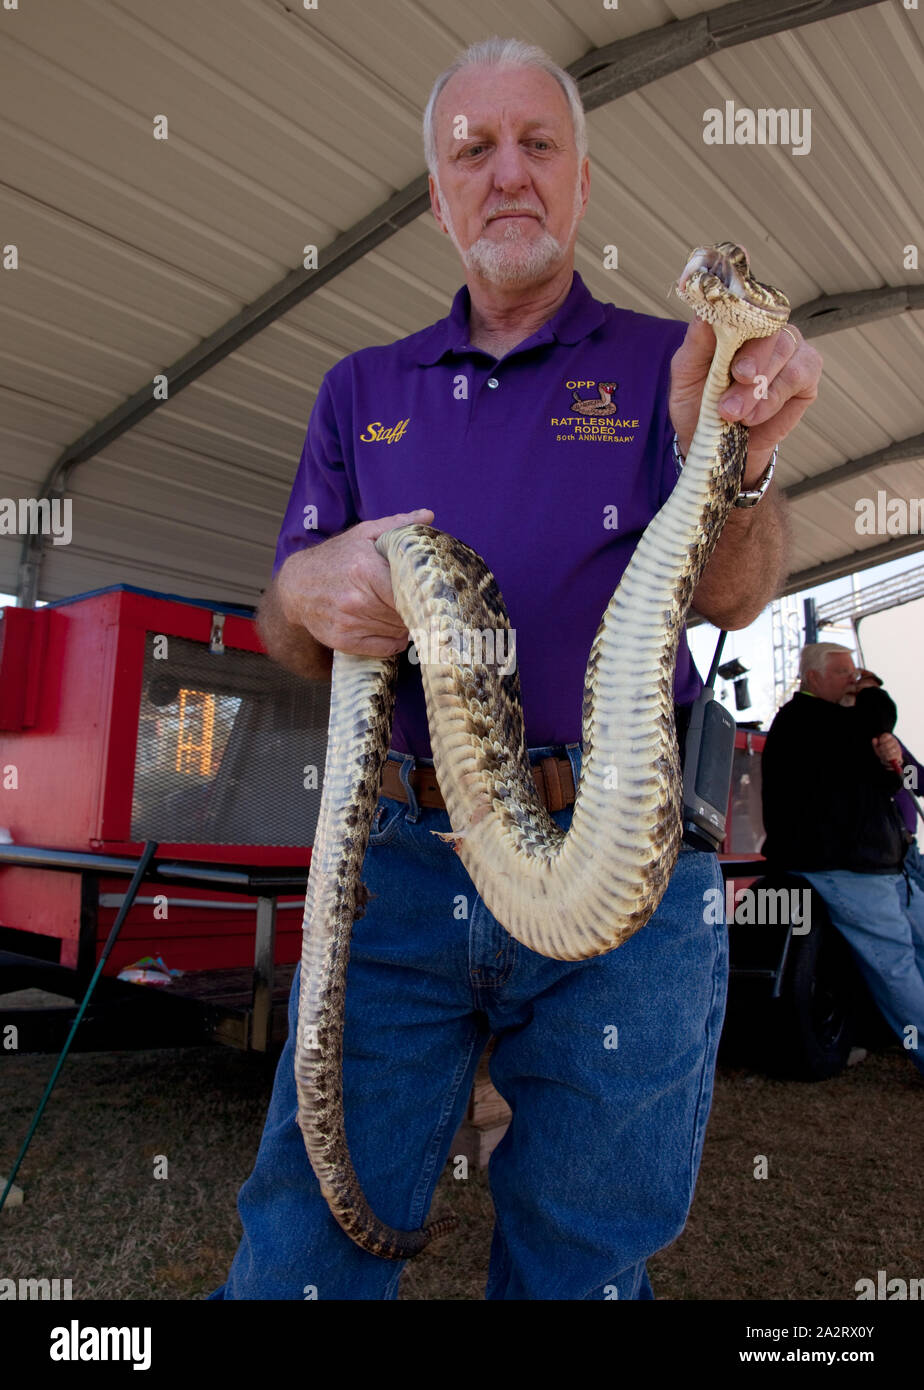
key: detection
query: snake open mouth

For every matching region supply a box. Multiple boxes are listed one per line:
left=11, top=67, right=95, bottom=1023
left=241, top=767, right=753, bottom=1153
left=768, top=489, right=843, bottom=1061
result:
left=676, top=241, right=789, bottom=324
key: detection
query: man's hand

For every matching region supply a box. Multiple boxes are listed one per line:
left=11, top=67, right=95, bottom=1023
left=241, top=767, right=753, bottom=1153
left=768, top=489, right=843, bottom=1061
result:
left=873, top=733, right=902, bottom=770
left=276, top=509, right=434, bottom=658
left=670, top=319, right=823, bottom=486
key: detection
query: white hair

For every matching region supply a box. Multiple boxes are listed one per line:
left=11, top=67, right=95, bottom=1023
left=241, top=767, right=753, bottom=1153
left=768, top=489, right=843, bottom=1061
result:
left=799, top=643, right=852, bottom=680
left=422, top=37, right=588, bottom=175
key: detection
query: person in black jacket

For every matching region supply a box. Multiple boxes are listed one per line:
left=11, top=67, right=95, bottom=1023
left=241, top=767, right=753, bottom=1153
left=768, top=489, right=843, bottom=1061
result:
left=761, top=643, right=924, bottom=1078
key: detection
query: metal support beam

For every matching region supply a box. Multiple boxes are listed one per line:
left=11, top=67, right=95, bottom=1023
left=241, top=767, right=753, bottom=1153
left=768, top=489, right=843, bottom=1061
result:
left=782, top=534, right=924, bottom=596
left=17, top=0, right=885, bottom=605
left=689, top=523, right=924, bottom=628
left=815, top=562, right=924, bottom=627
left=570, top=0, right=881, bottom=111
left=16, top=176, right=429, bottom=605
left=791, top=284, right=924, bottom=338
left=784, top=433, right=924, bottom=501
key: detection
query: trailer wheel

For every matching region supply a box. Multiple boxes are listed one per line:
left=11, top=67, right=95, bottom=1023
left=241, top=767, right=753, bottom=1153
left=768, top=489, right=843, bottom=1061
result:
left=764, top=894, right=858, bottom=1081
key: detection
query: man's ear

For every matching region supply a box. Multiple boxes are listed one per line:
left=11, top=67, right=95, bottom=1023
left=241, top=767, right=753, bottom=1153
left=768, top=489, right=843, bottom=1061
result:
left=579, top=156, right=590, bottom=215
left=429, top=174, right=449, bottom=236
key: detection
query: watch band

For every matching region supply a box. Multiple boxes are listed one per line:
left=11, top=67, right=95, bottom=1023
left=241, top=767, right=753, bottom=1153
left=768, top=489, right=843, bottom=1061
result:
left=733, top=446, right=778, bottom=507
left=671, top=434, right=778, bottom=508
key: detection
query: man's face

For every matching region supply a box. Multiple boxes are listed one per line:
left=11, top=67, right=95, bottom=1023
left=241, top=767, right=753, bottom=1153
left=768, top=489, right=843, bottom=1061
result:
left=428, top=64, right=590, bottom=288
left=807, top=653, right=860, bottom=705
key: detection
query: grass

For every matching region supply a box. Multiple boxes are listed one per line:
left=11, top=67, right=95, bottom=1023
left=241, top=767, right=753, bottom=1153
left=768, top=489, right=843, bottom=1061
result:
left=1, top=1038, right=920, bottom=1300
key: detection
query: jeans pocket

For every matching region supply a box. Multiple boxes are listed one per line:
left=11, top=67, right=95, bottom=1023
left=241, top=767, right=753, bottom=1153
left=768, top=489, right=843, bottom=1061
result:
left=367, top=796, right=407, bottom=846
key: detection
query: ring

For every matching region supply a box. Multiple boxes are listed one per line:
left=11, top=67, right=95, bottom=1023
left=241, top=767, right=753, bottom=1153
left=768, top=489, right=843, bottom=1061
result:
left=781, top=325, right=799, bottom=349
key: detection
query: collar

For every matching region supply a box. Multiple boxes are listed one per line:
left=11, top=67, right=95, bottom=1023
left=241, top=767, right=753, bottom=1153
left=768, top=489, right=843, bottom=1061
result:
left=415, top=271, right=606, bottom=366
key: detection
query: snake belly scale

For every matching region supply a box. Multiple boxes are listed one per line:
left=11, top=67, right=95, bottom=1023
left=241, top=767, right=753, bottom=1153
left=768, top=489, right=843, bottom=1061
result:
left=293, top=243, right=790, bottom=1260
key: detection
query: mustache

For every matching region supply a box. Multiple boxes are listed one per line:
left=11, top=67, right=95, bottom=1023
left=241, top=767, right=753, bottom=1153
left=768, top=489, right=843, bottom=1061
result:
left=484, top=203, right=544, bottom=226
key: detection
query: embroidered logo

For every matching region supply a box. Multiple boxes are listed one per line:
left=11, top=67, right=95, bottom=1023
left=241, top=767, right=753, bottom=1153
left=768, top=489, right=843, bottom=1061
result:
left=359, top=419, right=409, bottom=444
left=550, top=380, right=639, bottom=443
left=570, top=380, right=619, bottom=417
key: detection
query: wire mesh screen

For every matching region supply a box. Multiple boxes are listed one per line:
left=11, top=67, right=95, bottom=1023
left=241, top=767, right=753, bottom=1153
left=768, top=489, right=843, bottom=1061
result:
left=727, top=746, right=765, bottom=854
left=131, top=634, right=330, bottom=847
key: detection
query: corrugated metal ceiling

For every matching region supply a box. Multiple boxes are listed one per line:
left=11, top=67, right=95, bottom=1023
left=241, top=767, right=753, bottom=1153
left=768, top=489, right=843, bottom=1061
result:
left=1, top=0, right=921, bottom=605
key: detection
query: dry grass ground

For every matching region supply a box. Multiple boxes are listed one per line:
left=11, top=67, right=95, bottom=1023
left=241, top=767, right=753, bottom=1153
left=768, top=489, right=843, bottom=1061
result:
left=1, top=1039, right=920, bottom=1301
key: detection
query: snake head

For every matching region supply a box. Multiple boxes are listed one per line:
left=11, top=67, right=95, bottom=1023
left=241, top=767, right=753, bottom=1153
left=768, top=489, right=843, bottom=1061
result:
left=674, top=241, right=790, bottom=338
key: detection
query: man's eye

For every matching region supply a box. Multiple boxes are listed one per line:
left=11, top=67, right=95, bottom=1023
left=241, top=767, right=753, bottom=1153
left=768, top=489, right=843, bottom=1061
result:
left=461, top=144, right=487, bottom=158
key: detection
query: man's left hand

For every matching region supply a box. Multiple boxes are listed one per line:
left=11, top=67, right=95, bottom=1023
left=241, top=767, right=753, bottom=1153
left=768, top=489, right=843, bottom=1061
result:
left=670, top=319, right=824, bottom=487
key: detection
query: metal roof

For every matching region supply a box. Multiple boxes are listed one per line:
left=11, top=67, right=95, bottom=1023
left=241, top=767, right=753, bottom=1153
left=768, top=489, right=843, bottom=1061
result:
left=1, top=0, right=921, bottom=607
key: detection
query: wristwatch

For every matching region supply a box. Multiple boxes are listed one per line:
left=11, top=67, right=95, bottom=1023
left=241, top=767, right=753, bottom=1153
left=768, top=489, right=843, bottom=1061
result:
left=672, top=434, right=778, bottom=508
left=734, top=447, right=778, bottom=508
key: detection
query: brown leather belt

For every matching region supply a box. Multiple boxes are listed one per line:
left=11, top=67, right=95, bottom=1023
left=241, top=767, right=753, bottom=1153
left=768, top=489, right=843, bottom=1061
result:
left=380, top=754, right=577, bottom=814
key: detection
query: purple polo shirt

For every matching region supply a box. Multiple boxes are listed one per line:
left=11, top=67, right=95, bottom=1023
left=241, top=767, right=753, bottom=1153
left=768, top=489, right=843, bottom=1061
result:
left=274, top=271, right=703, bottom=759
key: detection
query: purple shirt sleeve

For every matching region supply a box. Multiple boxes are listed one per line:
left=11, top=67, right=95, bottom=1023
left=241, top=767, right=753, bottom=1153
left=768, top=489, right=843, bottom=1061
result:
left=272, top=371, right=358, bottom=578
left=899, top=742, right=924, bottom=782
left=897, top=741, right=924, bottom=835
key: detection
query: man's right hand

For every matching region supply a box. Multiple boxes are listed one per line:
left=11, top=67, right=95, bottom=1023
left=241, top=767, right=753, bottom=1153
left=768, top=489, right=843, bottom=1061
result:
left=277, top=509, right=434, bottom=658
left=872, top=733, right=902, bottom=771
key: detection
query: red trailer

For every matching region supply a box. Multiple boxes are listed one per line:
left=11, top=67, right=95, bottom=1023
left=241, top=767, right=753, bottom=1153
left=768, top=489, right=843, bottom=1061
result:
left=0, top=585, right=331, bottom=1051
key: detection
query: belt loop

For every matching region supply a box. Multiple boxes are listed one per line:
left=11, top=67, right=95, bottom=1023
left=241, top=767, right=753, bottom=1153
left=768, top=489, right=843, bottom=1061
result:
left=540, top=756, right=563, bottom=813
left=565, top=741, right=582, bottom=791
left=398, top=755, right=420, bottom=823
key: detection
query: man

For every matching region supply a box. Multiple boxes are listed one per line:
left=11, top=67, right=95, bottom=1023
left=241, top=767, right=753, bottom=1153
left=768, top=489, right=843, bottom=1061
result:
left=761, top=643, right=924, bottom=1079
left=212, top=38, right=823, bottom=1300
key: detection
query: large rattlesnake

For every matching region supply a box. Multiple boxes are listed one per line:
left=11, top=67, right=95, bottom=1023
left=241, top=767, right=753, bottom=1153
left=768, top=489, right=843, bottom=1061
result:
left=294, top=243, right=790, bottom=1259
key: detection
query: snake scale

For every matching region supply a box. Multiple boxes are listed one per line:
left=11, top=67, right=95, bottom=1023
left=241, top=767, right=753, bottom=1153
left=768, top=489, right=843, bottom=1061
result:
left=294, top=243, right=790, bottom=1259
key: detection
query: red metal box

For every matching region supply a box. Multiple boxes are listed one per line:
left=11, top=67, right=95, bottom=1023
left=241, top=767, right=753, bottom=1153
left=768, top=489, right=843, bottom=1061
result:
left=0, top=586, right=329, bottom=972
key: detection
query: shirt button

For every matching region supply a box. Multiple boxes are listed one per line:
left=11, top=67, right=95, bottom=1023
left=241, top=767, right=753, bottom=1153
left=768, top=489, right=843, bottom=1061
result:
left=486, top=377, right=499, bottom=389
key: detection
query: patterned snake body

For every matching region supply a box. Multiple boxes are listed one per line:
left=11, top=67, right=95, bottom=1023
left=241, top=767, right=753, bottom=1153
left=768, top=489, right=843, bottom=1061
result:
left=295, top=244, right=790, bottom=1259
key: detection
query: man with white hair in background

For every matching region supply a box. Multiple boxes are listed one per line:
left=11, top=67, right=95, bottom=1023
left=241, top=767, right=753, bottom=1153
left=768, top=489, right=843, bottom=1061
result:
left=761, top=642, right=924, bottom=1079
left=212, top=37, right=823, bottom=1300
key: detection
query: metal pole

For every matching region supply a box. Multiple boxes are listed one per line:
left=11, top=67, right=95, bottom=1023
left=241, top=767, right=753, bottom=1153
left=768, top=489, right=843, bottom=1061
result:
left=251, top=896, right=278, bottom=1054
left=803, top=597, right=818, bottom=645
left=706, top=631, right=728, bottom=690
left=0, top=840, right=158, bottom=1212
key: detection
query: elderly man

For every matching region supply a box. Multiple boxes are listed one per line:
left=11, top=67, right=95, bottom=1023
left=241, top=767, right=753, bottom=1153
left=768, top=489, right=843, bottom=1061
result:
left=212, top=38, right=822, bottom=1300
left=761, top=643, right=924, bottom=1079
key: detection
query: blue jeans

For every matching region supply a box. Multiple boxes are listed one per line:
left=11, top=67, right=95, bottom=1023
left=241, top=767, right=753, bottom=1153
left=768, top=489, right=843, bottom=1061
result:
left=210, top=745, right=728, bottom=1300
left=802, top=866, right=924, bottom=1076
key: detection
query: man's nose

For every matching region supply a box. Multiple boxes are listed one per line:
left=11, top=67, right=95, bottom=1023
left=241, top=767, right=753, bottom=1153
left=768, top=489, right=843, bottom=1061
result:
left=492, top=139, right=532, bottom=194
